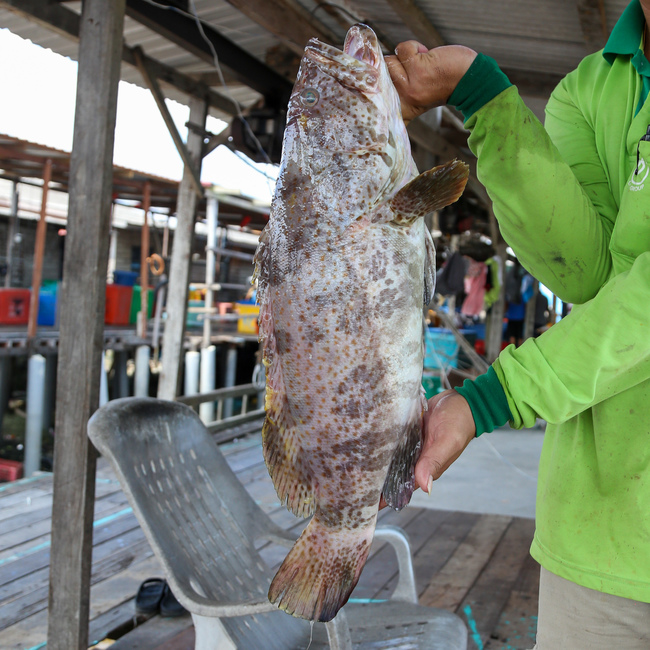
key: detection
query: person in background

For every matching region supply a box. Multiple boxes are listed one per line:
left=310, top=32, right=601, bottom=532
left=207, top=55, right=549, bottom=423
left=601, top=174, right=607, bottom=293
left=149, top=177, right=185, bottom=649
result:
left=386, top=1, right=650, bottom=647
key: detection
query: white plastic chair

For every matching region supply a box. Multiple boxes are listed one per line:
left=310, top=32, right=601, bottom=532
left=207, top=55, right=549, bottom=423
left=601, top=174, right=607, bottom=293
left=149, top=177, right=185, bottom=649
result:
left=88, top=397, right=468, bottom=649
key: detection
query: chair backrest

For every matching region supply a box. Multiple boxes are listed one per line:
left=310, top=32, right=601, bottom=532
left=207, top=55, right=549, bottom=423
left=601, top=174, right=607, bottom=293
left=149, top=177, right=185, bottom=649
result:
left=88, top=397, right=309, bottom=648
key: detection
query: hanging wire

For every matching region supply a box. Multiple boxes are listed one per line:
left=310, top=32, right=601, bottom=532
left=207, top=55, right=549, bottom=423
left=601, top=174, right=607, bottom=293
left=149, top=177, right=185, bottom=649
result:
left=137, top=0, right=277, bottom=172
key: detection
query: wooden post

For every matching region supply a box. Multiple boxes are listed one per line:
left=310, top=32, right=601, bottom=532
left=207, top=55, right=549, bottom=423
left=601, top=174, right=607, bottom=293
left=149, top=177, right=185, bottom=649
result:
left=4, top=180, right=18, bottom=288
left=139, top=181, right=151, bottom=338
left=27, top=158, right=52, bottom=340
left=523, top=279, right=539, bottom=341
left=47, top=2, right=125, bottom=648
left=157, top=96, right=207, bottom=400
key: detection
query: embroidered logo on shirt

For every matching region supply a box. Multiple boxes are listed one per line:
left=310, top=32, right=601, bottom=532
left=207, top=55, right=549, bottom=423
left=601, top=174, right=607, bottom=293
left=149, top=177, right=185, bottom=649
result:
left=629, top=155, right=649, bottom=190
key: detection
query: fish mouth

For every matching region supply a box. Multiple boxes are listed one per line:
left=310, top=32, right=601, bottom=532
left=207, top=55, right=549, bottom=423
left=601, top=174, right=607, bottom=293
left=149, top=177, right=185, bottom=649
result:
left=304, top=23, right=381, bottom=91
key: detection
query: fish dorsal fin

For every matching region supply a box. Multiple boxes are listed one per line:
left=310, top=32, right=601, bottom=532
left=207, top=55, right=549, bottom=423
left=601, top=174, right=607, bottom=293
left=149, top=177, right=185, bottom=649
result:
left=389, top=159, right=469, bottom=225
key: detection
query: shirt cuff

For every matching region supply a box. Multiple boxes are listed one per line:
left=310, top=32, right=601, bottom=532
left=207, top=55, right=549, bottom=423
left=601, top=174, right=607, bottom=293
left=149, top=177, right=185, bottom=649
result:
left=448, top=53, right=513, bottom=122
left=454, top=366, right=513, bottom=436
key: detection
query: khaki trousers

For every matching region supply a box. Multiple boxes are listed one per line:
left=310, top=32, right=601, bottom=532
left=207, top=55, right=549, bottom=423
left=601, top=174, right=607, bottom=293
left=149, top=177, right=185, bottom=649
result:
left=533, top=567, right=650, bottom=649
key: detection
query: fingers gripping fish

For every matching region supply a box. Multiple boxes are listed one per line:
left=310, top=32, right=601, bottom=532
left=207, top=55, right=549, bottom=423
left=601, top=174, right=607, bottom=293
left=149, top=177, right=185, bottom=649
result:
left=254, top=24, right=469, bottom=623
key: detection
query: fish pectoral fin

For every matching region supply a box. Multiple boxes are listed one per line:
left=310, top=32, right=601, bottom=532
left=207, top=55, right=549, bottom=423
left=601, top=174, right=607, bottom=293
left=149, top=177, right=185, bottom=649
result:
left=263, top=417, right=316, bottom=518
left=389, top=159, right=470, bottom=225
left=381, top=400, right=424, bottom=511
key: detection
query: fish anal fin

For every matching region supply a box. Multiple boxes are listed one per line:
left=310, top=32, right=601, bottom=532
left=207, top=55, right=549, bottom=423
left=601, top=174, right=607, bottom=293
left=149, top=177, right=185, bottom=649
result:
left=390, top=159, right=469, bottom=225
left=262, top=416, right=315, bottom=518
left=381, top=399, right=425, bottom=510
left=261, top=299, right=315, bottom=519
left=269, top=515, right=374, bottom=622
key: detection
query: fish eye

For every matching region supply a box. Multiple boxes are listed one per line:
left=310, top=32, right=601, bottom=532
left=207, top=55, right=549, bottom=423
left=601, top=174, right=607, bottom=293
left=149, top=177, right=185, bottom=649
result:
left=300, top=88, right=319, bottom=107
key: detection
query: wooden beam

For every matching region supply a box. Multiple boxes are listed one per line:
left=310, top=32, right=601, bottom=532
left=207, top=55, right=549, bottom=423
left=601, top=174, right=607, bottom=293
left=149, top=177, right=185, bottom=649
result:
left=157, top=96, right=208, bottom=401
left=46, top=1, right=125, bottom=648
left=124, top=0, right=293, bottom=107
left=576, top=0, right=609, bottom=50
left=27, top=158, right=51, bottom=340
left=133, top=47, right=204, bottom=198
left=383, top=0, right=445, bottom=47
left=0, top=0, right=240, bottom=117
left=223, top=0, right=341, bottom=55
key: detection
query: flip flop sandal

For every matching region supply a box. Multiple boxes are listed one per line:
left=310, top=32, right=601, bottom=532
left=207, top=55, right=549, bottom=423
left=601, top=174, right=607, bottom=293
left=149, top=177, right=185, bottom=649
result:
left=159, top=583, right=188, bottom=617
left=135, top=577, right=166, bottom=615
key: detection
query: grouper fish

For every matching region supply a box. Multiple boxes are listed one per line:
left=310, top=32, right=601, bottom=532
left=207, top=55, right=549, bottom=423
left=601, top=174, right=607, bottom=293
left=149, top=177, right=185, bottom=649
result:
left=254, top=23, right=469, bottom=622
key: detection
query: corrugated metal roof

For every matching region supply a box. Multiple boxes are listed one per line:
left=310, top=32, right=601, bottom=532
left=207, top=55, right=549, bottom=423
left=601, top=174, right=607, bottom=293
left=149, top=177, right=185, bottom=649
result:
left=0, top=1, right=636, bottom=169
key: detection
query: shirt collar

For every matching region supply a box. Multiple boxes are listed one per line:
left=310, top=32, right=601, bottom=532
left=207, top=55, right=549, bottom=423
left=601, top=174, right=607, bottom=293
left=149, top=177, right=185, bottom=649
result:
left=603, top=0, right=645, bottom=64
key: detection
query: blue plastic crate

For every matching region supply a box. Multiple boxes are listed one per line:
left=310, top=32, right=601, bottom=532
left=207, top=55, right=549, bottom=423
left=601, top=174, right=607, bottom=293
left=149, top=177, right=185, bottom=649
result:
left=113, top=270, right=139, bottom=287
left=424, top=328, right=459, bottom=370
left=38, top=291, right=57, bottom=326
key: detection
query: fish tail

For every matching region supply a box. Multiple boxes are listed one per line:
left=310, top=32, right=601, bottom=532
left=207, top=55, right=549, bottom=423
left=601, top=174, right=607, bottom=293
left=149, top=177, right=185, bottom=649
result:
left=269, top=516, right=373, bottom=622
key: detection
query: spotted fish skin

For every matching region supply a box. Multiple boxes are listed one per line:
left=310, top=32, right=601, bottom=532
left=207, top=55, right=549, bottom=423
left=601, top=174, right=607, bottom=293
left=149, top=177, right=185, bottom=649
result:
left=254, top=24, right=468, bottom=622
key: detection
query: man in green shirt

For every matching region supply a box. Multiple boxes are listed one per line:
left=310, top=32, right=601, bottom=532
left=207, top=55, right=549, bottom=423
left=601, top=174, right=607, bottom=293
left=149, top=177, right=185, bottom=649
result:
left=386, top=1, right=650, bottom=647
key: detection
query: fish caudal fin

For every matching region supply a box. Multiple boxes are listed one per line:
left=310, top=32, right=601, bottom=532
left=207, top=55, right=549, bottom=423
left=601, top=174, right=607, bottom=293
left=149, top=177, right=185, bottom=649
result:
left=390, top=159, right=470, bottom=225
left=382, top=395, right=425, bottom=510
left=269, top=516, right=373, bottom=622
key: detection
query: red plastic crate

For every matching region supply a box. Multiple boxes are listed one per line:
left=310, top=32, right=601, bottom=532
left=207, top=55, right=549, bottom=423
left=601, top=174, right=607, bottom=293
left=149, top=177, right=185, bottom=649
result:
left=0, top=288, right=30, bottom=325
left=0, top=459, right=23, bottom=482
left=105, top=285, right=133, bottom=325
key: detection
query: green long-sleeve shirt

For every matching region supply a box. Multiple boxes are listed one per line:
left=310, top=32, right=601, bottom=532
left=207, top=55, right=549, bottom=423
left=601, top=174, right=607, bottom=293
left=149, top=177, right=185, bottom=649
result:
left=452, top=0, right=650, bottom=602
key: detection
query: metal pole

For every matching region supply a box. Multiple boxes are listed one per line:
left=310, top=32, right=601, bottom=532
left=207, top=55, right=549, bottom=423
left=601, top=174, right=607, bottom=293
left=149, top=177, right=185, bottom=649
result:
left=199, top=345, right=216, bottom=423
left=184, top=350, right=200, bottom=397
left=134, top=345, right=150, bottom=397
left=113, top=350, right=129, bottom=398
left=24, top=354, right=46, bottom=477
left=203, top=195, right=218, bottom=349
left=223, top=344, right=238, bottom=418
left=99, top=352, right=109, bottom=406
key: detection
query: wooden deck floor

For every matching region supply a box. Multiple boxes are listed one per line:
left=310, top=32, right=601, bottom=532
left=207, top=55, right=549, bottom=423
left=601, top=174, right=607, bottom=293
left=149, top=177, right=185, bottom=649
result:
left=0, top=433, right=539, bottom=650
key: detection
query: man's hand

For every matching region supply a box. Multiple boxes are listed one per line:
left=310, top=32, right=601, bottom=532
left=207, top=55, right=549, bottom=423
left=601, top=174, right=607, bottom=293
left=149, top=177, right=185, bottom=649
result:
left=385, top=42, right=477, bottom=123
left=415, top=389, right=476, bottom=494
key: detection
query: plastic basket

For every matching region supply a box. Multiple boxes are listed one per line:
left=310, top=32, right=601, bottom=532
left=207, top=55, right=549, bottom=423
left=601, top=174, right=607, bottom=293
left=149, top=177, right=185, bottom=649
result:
left=235, top=303, right=259, bottom=334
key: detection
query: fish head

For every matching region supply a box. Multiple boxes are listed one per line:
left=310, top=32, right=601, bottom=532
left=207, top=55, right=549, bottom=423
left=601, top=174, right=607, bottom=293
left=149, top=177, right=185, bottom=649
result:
left=279, top=24, right=414, bottom=223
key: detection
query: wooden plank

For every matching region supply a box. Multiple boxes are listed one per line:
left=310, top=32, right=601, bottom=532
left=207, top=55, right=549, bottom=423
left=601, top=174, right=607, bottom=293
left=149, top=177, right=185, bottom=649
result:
left=420, top=514, right=512, bottom=611
left=457, top=517, right=535, bottom=650
left=0, top=533, right=152, bottom=630
left=353, top=507, right=449, bottom=600
left=0, top=495, right=132, bottom=562
left=46, top=0, right=126, bottom=647
left=487, top=553, right=540, bottom=650
left=1, top=554, right=163, bottom=647
left=155, top=626, right=195, bottom=650
left=372, top=509, right=479, bottom=602
left=0, top=511, right=140, bottom=587
left=109, top=614, right=192, bottom=649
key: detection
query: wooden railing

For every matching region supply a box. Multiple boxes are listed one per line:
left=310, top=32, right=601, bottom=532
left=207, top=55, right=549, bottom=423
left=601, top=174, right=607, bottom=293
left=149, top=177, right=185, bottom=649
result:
left=176, top=382, right=265, bottom=440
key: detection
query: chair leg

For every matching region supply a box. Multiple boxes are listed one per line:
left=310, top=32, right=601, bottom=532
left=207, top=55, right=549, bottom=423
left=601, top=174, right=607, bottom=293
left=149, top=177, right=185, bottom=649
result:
left=325, top=609, right=353, bottom=650
left=192, top=613, right=237, bottom=650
